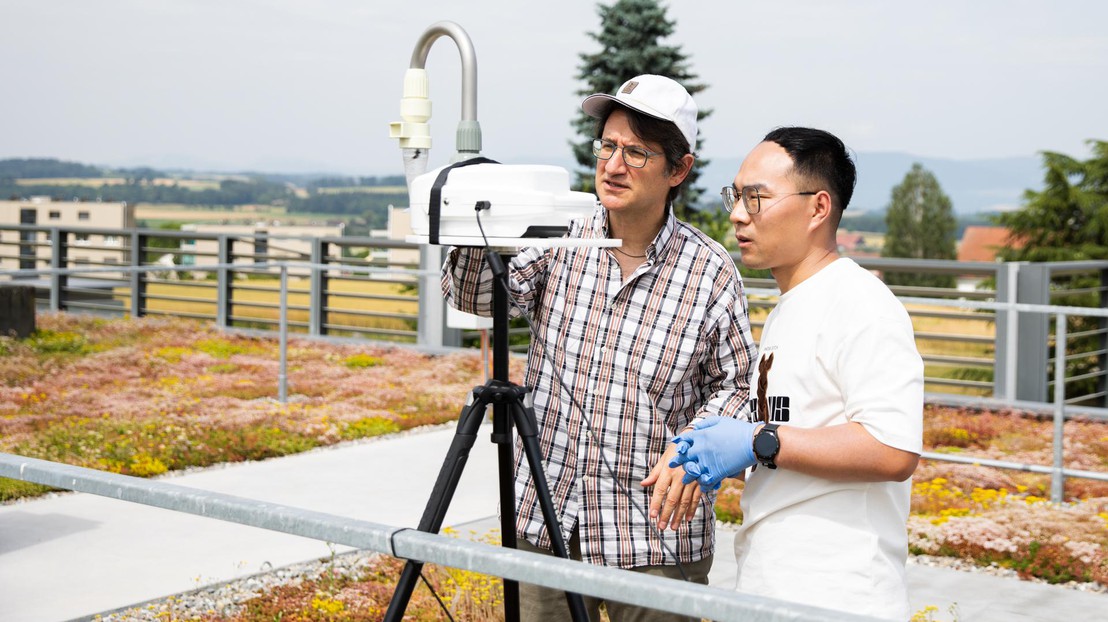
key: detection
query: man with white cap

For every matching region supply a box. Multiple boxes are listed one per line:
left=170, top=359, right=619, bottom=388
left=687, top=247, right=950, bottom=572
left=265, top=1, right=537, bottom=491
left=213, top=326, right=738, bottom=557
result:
left=442, top=74, right=755, bottom=621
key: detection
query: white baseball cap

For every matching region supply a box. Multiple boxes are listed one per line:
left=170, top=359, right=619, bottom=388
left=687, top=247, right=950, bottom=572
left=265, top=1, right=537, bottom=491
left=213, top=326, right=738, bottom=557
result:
left=582, top=74, right=698, bottom=153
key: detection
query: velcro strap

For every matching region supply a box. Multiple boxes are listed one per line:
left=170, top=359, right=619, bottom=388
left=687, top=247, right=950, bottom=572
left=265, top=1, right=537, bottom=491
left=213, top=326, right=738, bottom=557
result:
left=428, top=157, right=499, bottom=244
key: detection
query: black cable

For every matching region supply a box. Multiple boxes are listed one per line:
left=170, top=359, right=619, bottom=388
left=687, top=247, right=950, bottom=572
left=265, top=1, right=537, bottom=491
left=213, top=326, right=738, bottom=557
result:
left=420, top=570, right=457, bottom=622
left=387, top=527, right=458, bottom=619
left=473, top=205, right=693, bottom=582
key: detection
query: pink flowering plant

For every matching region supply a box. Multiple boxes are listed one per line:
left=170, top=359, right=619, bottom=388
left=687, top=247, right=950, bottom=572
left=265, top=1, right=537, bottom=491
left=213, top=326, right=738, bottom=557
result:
left=0, top=313, right=499, bottom=501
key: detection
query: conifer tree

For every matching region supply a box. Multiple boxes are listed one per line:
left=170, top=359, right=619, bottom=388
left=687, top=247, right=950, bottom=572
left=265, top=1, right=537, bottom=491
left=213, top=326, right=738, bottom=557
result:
left=995, top=140, right=1108, bottom=262
left=570, top=0, right=712, bottom=225
left=882, top=163, right=957, bottom=287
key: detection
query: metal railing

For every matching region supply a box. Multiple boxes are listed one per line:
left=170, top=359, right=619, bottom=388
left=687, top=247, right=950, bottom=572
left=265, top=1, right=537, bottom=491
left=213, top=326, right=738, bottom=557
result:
left=2, top=226, right=1107, bottom=496
left=896, top=295, right=1108, bottom=502
left=0, top=223, right=437, bottom=343
left=0, top=452, right=879, bottom=622
left=7, top=223, right=1105, bottom=405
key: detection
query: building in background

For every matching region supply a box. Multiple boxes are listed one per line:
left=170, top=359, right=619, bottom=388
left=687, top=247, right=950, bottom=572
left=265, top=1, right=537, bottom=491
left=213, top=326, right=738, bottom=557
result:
left=956, top=225, right=1022, bottom=291
left=0, top=197, right=134, bottom=271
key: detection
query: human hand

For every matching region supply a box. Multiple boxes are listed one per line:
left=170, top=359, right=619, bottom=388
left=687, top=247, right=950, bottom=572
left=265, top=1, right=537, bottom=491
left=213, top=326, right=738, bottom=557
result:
left=669, top=416, right=759, bottom=491
left=642, top=443, right=702, bottom=531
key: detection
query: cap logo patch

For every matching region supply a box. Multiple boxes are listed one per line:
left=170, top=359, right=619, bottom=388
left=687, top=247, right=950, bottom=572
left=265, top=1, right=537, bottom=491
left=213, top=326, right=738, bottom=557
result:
left=621, top=81, right=638, bottom=94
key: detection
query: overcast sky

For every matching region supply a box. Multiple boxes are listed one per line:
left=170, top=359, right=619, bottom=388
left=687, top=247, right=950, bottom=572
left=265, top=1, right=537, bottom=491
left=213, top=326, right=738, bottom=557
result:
left=2, top=0, right=1105, bottom=176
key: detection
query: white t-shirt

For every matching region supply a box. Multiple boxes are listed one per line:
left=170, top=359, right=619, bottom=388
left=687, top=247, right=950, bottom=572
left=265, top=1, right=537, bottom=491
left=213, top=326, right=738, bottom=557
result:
left=734, top=258, right=923, bottom=621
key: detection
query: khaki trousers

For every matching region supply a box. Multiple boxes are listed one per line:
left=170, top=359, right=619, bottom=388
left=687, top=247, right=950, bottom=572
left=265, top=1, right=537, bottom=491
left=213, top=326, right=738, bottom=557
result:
left=516, top=527, right=713, bottom=622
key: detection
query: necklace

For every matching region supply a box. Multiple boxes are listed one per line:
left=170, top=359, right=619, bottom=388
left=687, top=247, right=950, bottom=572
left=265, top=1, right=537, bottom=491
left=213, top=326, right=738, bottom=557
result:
left=613, top=246, right=647, bottom=259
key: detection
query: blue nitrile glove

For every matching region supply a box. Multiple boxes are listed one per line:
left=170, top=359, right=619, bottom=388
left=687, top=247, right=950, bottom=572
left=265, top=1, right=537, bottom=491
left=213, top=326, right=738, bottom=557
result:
left=669, top=416, right=759, bottom=491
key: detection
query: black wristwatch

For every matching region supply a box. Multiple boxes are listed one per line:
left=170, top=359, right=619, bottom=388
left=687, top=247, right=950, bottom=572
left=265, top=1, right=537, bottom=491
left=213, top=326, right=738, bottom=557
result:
left=753, top=423, right=781, bottom=469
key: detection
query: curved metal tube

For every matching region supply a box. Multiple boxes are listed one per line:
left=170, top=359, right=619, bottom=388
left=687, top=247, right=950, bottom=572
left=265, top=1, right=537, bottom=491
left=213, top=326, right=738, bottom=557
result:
left=409, top=21, right=478, bottom=121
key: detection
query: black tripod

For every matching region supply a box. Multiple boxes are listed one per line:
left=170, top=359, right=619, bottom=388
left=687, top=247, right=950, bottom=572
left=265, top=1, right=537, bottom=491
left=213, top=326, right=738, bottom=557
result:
left=383, top=250, right=589, bottom=622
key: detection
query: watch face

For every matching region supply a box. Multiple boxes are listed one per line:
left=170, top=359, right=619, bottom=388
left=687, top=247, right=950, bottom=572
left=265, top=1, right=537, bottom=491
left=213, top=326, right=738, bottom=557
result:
left=754, top=428, right=779, bottom=460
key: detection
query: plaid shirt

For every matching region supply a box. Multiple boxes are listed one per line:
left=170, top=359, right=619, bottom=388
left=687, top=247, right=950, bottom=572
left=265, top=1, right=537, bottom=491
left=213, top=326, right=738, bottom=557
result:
left=442, top=208, right=755, bottom=568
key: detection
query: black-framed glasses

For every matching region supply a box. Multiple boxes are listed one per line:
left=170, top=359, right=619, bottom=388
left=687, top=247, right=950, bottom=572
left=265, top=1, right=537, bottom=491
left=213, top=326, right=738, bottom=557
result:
left=721, top=185, right=818, bottom=214
left=592, top=138, right=662, bottom=169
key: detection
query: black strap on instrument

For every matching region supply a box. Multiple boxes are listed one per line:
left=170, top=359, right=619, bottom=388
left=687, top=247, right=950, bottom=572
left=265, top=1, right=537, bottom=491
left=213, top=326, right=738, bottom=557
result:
left=428, top=156, right=499, bottom=244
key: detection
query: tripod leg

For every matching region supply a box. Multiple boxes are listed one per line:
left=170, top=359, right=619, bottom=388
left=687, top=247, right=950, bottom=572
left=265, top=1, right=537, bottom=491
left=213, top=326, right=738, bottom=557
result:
left=510, top=399, right=591, bottom=622
left=383, top=390, right=491, bottom=622
left=492, top=392, right=521, bottom=621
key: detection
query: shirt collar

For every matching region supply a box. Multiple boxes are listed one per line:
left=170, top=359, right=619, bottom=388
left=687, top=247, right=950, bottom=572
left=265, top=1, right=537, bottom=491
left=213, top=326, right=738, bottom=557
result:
left=597, top=207, right=677, bottom=262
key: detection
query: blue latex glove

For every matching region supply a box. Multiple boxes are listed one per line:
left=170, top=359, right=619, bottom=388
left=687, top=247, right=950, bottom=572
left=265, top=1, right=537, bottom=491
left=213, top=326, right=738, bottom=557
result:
left=669, top=416, right=759, bottom=490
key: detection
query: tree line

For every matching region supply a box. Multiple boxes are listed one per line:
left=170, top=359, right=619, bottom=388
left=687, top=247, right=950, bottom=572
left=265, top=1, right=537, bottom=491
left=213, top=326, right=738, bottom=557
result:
left=1, top=161, right=407, bottom=230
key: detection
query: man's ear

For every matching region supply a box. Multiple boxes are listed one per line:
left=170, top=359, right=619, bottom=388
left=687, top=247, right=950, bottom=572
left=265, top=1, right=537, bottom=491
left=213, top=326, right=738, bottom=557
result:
left=809, top=190, right=837, bottom=231
left=669, top=153, right=695, bottom=187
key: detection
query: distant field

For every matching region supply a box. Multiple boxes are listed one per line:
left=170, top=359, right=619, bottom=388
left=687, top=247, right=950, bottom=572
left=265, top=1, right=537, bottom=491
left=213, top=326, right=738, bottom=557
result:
left=111, top=276, right=418, bottom=332
left=134, top=204, right=342, bottom=226
left=15, top=177, right=221, bottom=190
left=314, top=186, right=407, bottom=195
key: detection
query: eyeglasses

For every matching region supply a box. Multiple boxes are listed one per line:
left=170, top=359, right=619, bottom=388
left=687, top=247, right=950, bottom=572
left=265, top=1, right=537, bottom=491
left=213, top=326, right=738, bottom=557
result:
left=592, top=138, right=662, bottom=169
left=721, top=185, right=818, bottom=214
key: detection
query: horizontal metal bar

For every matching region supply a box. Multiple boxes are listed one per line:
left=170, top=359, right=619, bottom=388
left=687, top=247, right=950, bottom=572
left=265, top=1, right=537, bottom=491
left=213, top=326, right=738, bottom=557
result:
left=59, top=301, right=127, bottom=313
left=0, top=453, right=878, bottom=622
left=920, top=451, right=1108, bottom=482
left=923, top=377, right=993, bottom=389
left=1063, top=369, right=1108, bottom=383
left=322, top=324, right=417, bottom=339
left=326, top=291, right=420, bottom=304
left=897, top=295, right=1108, bottom=319
left=922, top=353, right=994, bottom=366
left=1068, top=391, right=1107, bottom=404
left=1051, top=286, right=1107, bottom=297
left=144, top=294, right=218, bottom=305
left=144, top=309, right=217, bottom=321
left=924, top=392, right=1108, bottom=421
left=907, top=309, right=995, bottom=322
left=914, top=331, right=994, bottom=345
left=140, top=279, right=214, bottom=290
left=321, top=307, right=417, bottom=322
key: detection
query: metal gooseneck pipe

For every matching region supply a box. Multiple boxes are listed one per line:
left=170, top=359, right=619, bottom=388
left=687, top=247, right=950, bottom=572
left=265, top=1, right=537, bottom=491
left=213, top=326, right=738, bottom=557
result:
left=390, top=21, right=483, bottom=189
left=410, top=21, right=478, bottom=122
left=410, top=21, right=482, bottom=161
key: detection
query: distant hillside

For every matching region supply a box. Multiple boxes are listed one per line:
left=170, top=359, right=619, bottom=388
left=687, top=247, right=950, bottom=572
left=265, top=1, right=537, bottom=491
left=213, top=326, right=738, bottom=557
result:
left=0, top=158, right=104, bottom=179
left=701, top=152, right=1044, bottom=215
left=5, top=152, right=1047, bottom=216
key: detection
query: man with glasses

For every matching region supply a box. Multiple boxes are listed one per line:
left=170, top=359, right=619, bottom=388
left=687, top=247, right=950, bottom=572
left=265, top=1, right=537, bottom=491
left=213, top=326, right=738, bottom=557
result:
left=442, top=74, right=755, bottom=621
left=671, top=127, right=923, bottom=620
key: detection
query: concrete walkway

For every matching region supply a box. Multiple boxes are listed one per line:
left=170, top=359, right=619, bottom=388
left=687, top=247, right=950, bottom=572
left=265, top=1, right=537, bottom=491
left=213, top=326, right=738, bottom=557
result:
left=1, top=423, right=1103, bottom=621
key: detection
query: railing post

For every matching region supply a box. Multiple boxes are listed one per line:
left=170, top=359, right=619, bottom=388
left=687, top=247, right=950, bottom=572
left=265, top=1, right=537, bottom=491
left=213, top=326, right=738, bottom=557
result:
left=417, top=245, right=455, bottom=348
left=309, top=239, right=326, bottom=336
left=1099, top=268, right=1108, bottom=408
left=216, top=235, right=232, bottom=328
left=49, top=228, right=67, bottom=312
left=130, top=231, right=146, bottom=318
left=279, top=265, right=288, bottom=404
left=993, top=262, right=1019, bottom=401
left=1016, top=263, right=1051, bottom=402
left=1051, top=312, right=1067, bottom=503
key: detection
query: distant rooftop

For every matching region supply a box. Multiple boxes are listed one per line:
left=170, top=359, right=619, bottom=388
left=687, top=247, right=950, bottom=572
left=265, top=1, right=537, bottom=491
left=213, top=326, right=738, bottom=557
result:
left=958, top=225, right=1022, bottom=262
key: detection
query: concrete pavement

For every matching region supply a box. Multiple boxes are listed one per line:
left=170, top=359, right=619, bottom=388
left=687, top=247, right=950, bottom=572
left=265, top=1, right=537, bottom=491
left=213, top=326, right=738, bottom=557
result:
left=1, top=423, right=1103, bottom=621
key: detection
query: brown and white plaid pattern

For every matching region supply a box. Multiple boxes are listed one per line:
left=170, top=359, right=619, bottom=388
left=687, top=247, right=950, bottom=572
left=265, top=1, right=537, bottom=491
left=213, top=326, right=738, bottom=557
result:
left=442, top=208, right=756, bottom=568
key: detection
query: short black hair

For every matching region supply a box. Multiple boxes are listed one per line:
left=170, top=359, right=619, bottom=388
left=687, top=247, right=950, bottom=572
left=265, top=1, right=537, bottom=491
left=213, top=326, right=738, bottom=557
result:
left=595, top=107, right=691, bottom=206
left=763, top=126, right=856, bottom=210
